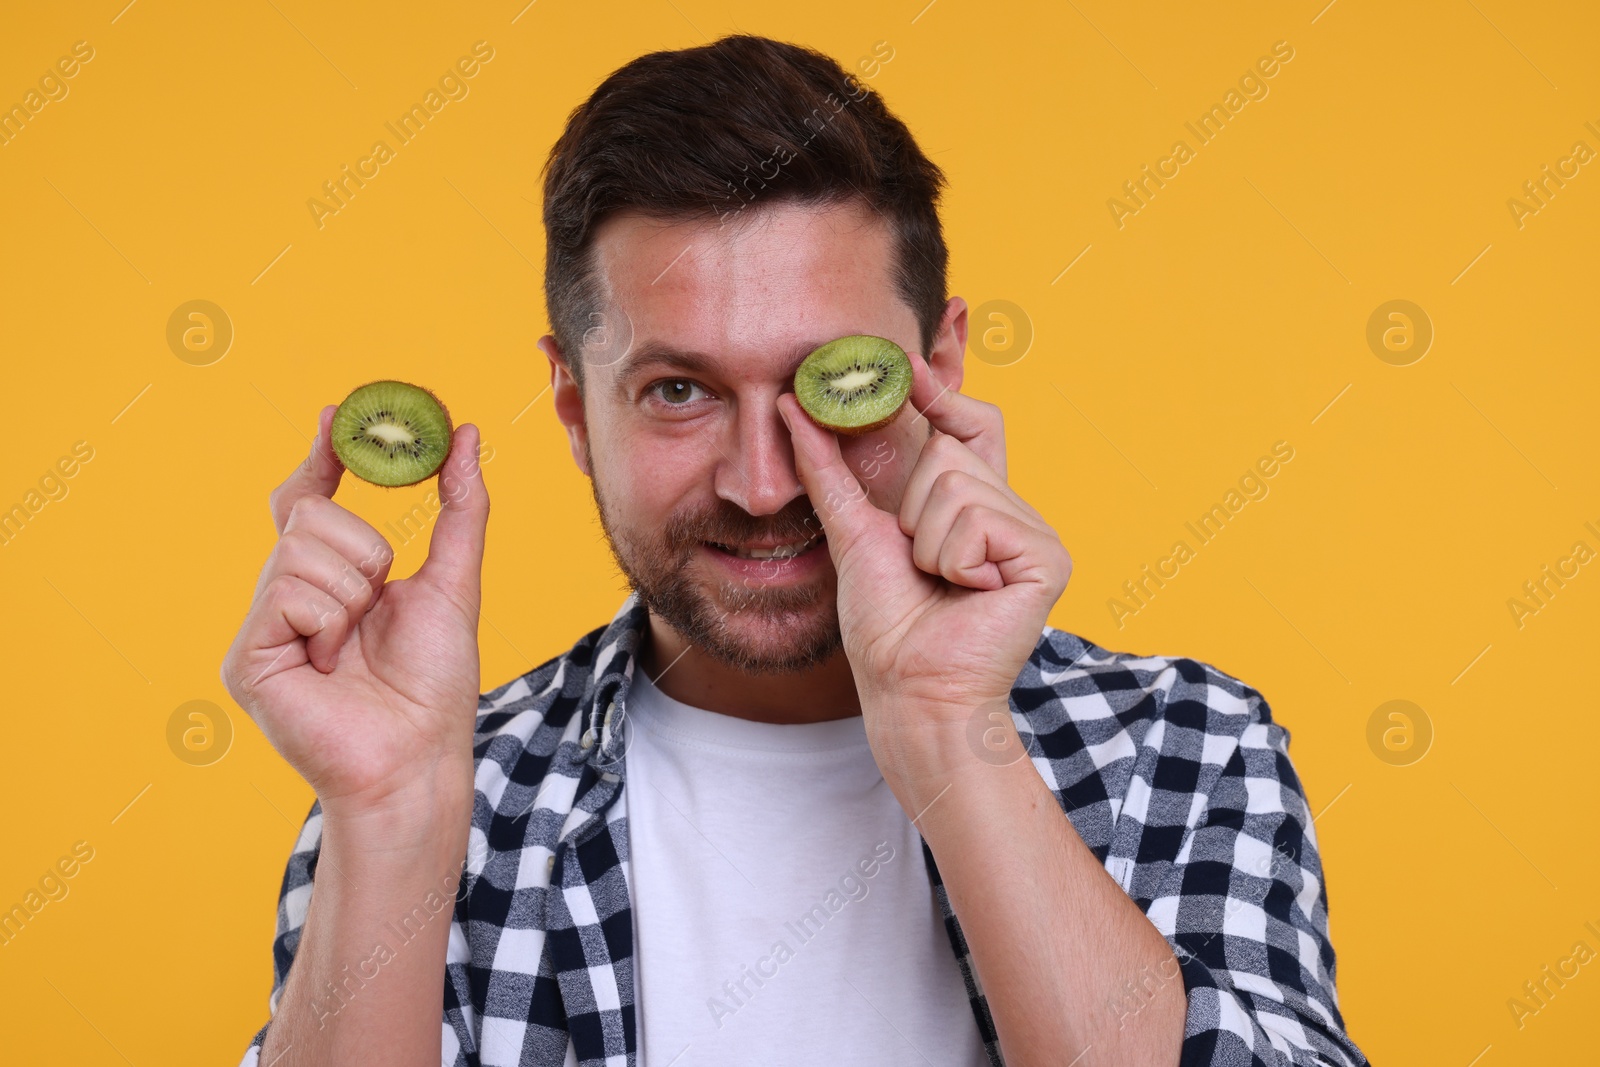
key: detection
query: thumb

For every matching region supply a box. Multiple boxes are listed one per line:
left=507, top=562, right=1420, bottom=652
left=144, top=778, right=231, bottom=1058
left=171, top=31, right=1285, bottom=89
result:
left=776, top=393, right=874, bottom=553
left=417, top=423, right=490, bottom=605
left=269, top=405, right=344, bottom=534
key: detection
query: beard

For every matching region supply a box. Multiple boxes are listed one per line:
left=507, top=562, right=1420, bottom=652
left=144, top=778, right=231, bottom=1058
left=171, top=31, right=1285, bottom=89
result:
left=588, top=466, right=843, bottom=675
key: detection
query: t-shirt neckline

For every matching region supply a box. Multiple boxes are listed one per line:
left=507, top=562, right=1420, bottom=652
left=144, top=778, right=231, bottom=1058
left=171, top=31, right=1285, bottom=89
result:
left=626, top=664, right=871, bottom=755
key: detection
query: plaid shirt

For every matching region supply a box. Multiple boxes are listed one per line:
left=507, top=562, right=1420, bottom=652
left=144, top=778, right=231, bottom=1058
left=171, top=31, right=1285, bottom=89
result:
left=239, top=590, right=1368, bottom=1066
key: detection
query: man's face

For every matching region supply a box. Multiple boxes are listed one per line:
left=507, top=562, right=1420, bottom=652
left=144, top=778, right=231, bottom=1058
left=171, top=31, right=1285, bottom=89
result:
left=543, top=198, right=950, bottom=674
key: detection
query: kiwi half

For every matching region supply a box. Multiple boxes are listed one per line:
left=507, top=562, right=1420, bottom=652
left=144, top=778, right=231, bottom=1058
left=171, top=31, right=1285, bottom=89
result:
left=793, top=335, right=913, bottom=435
left=330, top=380, right=453, bottom=487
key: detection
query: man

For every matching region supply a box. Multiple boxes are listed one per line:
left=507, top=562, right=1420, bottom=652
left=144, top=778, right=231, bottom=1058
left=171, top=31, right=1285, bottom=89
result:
left=228, top=33, right=1367, bottom=1067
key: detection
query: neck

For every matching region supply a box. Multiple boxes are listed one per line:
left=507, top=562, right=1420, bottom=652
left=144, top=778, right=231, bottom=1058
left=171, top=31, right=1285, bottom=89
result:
left=637, top=609, right=862, bottom=723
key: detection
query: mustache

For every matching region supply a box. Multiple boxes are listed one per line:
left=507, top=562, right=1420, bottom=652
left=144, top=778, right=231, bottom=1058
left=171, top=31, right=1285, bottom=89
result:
left=663, top=498, right=821, bottom=552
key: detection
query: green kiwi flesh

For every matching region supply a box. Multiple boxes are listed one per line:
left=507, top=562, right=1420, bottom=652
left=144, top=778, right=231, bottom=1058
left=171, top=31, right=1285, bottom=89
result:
left=330, top=380, right=453, bottom=487
left=793, top=335, right=912, bottom=435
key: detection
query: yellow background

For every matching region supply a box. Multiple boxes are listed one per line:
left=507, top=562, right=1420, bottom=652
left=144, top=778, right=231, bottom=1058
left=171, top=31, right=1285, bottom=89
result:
left=1, top=0, right=1595, bottom=1062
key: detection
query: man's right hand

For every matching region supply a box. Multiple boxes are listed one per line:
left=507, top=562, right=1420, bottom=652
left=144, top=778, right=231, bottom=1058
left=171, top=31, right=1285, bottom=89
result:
left=221, top=404, right=490, bottom=818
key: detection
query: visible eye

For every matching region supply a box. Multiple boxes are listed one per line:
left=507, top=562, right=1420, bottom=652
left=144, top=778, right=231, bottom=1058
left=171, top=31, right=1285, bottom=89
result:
left=647, top=379, right=710, bottom=407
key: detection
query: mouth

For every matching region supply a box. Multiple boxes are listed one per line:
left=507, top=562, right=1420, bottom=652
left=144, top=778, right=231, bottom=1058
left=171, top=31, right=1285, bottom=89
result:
left=704, top=531, right=826, bottom=560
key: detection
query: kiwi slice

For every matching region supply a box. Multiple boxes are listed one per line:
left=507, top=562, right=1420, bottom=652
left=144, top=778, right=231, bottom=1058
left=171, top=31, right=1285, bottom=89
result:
left=330, top=380, right=453, bottom=487
left=793, top=335, right=913, bottom=435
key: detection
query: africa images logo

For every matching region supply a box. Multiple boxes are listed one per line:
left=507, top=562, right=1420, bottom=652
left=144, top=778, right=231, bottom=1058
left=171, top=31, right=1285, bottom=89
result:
left=1106, top=40, right=1296, bottom=229
left=306, top=41, right=495, bottom=229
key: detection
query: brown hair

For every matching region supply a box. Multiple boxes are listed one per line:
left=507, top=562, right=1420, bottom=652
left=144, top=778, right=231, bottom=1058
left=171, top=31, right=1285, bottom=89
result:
left=540, top=34, right=949, bottom=392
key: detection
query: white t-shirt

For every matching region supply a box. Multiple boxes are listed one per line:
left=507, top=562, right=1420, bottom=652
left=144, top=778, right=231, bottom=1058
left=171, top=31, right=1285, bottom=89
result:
left=622, top=663, right=989, bottom=1067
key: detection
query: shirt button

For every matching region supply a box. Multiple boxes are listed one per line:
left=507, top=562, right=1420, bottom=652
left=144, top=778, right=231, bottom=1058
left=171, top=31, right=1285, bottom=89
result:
left=546, top=854, right=555, bottom=875
left=579, top=728, right=595, bottom=750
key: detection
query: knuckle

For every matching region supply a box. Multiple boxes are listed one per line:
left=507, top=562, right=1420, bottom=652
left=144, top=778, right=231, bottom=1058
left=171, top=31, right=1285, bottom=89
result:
left=315, top=599, right=348, bottom=629
left=332, top=564, right=372, bottom=605
left=277, top=528, right=312, bottom=558
left=931, top=467, right=968, bottom=496
left=357, top=539, right=394, bottom=579
left=272, top=533, right=316, bottom=577
left=283, top=493, right=325, bottom=531
left=925, top=432, right=960, bottom=461
left=264, top=572, right=302, bottom=604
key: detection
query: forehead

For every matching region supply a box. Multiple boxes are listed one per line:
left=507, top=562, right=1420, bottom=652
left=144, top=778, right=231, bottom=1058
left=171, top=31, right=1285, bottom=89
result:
left=588, top=198, right=911, bottom=382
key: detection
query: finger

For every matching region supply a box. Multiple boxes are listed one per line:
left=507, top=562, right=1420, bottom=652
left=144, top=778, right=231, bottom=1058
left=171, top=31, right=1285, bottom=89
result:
left=910, top=471, right=1021, bottom=586
left=899, top=432, right=1048, bottom=540
left=904, top=349, right=1008, bottom=479
left=269, top=405, right=344, bottom=535
left=936, top=506, right=1053, bottom=591
left=415, top=423, right=490, bottom=608
left=243, top=573, right=349, bottom=678
left=776, top=392, right=875, bottom=554
left=277, top=495, right=395, bottom=593
left=254, top=529, right=378, bottom=630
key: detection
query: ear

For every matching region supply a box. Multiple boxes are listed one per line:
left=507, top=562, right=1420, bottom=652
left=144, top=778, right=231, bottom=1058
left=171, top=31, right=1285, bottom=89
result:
left=541, top=334, right=591, bottom=477
left=926, top=296, right=969, bottom=396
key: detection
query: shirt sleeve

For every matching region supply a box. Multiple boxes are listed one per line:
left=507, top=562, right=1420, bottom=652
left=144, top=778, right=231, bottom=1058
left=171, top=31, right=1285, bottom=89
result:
left=237, top=797, right=325, bottom=1066
left=1140, top=693, right=1368, bottom=1067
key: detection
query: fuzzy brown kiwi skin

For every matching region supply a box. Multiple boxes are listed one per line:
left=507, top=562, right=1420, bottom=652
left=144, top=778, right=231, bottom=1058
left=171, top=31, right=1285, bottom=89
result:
left=332, top=380, right=454, bottom=488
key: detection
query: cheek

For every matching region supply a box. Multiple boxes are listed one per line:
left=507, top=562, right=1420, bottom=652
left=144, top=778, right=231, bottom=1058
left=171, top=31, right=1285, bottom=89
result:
left=601, top=420, right=714, bottom=520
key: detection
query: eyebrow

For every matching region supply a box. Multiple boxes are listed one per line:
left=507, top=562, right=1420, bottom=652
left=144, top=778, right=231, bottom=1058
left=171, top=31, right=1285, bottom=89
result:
left=613, top=338, right=828, bottom=396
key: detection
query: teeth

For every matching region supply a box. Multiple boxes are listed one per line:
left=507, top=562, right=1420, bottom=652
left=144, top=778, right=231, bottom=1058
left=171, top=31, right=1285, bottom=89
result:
left=713, top=534, right=823, bottom=560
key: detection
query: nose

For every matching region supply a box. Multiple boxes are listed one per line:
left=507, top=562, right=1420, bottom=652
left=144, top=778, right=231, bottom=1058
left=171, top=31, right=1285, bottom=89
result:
left=714, top=393, right=804, bottom=517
